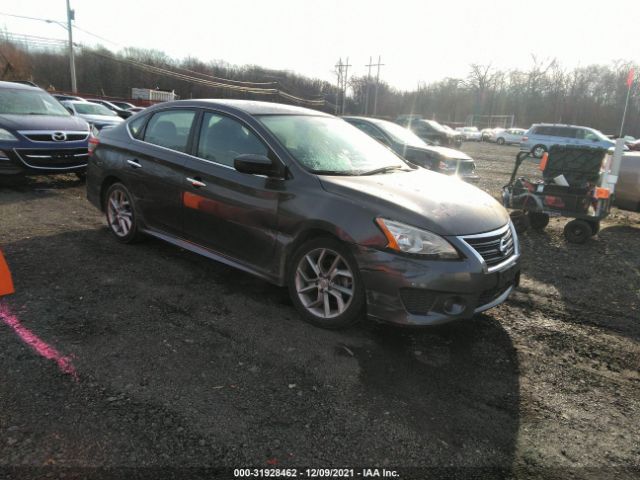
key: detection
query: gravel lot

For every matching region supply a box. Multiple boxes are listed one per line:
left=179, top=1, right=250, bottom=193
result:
left=0, top=142, right=638, bottom=479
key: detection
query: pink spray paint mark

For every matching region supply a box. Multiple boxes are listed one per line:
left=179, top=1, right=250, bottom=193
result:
left=0, top=304, right=78, bottom=381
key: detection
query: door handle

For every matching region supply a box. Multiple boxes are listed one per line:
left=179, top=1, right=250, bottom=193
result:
left=187, top=177, right=206, bottom=188
left=127, top=159, right=142, bottom=168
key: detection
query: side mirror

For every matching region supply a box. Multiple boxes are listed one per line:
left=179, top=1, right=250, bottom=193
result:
left=234, top=154, right=277, bottom=177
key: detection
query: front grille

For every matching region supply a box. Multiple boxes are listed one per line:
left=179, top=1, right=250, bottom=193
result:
left=19, top=131, right=89, bottom=142
left=14, top=148, right=89, bottom=169
left=399, top=288, right=438, bottom=315
left=461, top=225, right=515, bottom=268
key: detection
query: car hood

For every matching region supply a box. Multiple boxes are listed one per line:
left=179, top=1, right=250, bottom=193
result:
left=0, top=113, right=89, bottom=131
left=76, top=114, right=123, bottom=124
left=425, top=146, right=473, bottom=160
left=319, top=169, right=509, bottom=236
left=403, top=145, right=473, bottom=161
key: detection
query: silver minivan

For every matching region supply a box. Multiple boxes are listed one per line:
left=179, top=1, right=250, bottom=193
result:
left=521, top=123, right=615, bottom=158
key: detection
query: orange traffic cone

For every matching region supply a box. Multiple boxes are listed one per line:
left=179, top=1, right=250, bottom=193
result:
left=0, top=250, right=14, bottom=296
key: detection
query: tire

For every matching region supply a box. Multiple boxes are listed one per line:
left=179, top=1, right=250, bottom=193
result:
left=104, top=182, right=143, bottom=243
left=587, top=221, right=600, bottom=235
left=496, top=137, right=505, bottom=145
left=532, top=145, right=547, bottom=158
left=510, top=210, right=529, bottom=234
left=288, top=237, right=365, bottom=329
left=563, top=219, right=591, bottom=244
left=527, top=212, right=549, bottom=231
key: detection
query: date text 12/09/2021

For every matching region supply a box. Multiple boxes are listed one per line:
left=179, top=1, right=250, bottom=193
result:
left=234, top=468, right=400, bottom=478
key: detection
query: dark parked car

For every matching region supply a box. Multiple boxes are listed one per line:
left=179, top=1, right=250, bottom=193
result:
left=52, top=93, right=85, bottom=102
left=87, top=100, right=520, bottom=329
left=344, top=116, right=478, bottom=181
left=108, top=100, right=137, bottom=111
left=0, top=81, right=90, bottom=177
left=87, top=99, right=133, bottom=119
left=396, top=117, right=462, bottom=147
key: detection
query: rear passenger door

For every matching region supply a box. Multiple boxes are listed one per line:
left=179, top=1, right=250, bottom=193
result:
left=181, top=111, right=281, bottom=272
left=126, top=108, right=197, bottom=235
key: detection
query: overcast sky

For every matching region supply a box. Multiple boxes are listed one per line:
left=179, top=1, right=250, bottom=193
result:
left=1, top=0, right=639, bottom=91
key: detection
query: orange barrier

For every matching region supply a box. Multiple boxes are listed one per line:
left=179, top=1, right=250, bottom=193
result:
left=0, top=250, right=15, bottom=296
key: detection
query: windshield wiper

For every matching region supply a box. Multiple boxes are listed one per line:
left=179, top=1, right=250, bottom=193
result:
left=312, top=169, right=361, bottom=176
left=360, top=165, right=409, bottom=175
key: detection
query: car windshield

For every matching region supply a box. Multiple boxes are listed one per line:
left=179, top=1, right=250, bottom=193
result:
left=584, top=128, right=609, bottom=142
left=259, top=115, right=408, bottom=175
left=73, top=103, right=117, bottom=116
left=423, top=120, right=447, bottom=133
left=371, top=119, right=429, bottom=148
left=0, top=88, right=70, bottom=116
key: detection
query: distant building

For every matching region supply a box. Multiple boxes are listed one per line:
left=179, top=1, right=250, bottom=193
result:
left=131, top=88, right=178, bottom=102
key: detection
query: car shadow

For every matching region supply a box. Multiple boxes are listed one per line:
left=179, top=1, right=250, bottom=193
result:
left=346, top=318, right=520, bottom=471
left=0, top=174, right=84, bottom=206
left=515, top=222, right=640, bottom=341
left=1, top=228, right=520, bottom=471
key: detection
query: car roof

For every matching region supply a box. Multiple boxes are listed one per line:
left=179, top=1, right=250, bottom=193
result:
left=154, top=99, right=331, bottom=117
left=0, top=80, right=43, bottom=91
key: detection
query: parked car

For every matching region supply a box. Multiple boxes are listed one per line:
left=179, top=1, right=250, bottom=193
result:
left=61, top=100, right=124, bottom=131
left=456, top=126, right=482, bottom=141
left=0, top=81, right=89, bottom=177
left=521, top=123, right=617, bottom=158
left=441, top=125, right=464, bottom=145
left=126, top=106, right=146, bottom=114
left=87, top=99, right=133, bottom=119
left=344, top=116, right=478, bottom=182
left=52, top=93, right=85, bottom=102
left=628, top=139, right=640, bottom=151
left=495, top=128, right=526, bottom=146
left=108, top=100, right=137, bottom=111
left=615, top=152, right=640, bottom=211
left=397, top=118, right=462, bottom=147
left=87, top=100, right=520, bottom=329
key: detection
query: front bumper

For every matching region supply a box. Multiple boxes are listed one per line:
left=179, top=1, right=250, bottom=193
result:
left=0, top=144, right=88, bottom=175
left=353, top=223, right=520, bottom=326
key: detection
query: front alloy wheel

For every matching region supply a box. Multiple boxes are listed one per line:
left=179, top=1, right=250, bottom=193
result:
left=289, top=238, right=364, bottom=329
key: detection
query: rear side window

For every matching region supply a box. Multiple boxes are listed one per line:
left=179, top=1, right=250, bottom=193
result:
left=197, top=112, right=268, bottom=167
left=144, top=110, right=196, bottom=153
left=128, top=114, right=148, bottom=139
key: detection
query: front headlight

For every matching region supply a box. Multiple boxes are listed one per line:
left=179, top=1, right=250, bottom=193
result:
left=375, top=218, right=459, bottom=259
left=0, top=128, right=18, bottom=141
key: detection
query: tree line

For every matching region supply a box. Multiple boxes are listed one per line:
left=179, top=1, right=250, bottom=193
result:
left=1, top=38, right=638, bottom=136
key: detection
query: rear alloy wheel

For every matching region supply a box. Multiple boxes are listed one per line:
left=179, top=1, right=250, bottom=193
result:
left=527, top=212, right=550, bottom=231
left=105, top=183, right=142, bottom=243
left=289, top=238, right=364, bottom=329
left=497, top=137, right=506, bottom=145
left=563, top=219, right=591, bottom=244
left=532, top=145, right=547, bottom=158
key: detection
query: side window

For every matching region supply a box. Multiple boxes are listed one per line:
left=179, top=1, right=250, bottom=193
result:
left=197, top=112, right=268, bottom=167
left=128, top=114, right=148, bottom=140
left=144, top=110, right=196, bottom=153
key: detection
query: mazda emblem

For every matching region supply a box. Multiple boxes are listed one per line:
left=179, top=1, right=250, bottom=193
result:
left=52, top=132, right=67, bottom=142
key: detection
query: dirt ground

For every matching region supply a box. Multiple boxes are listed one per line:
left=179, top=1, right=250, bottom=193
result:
left=0, top=142, right=638, bottom=479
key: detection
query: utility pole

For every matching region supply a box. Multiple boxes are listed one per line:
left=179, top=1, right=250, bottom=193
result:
left=66, top=0, right=77, bottom=93
left=364, top=56, right=373, bottom=115
left=371, top=55, right=384, bottom=116
left=334, top=58, right=343, bottom=116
